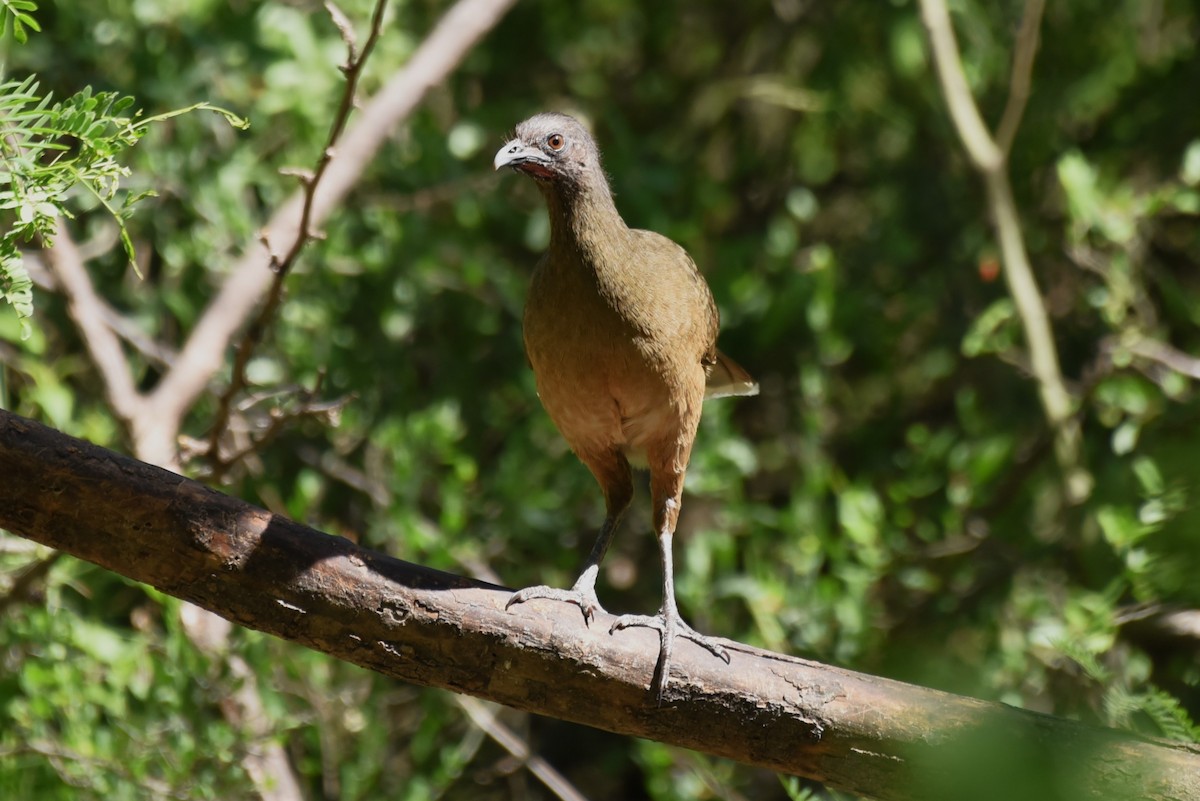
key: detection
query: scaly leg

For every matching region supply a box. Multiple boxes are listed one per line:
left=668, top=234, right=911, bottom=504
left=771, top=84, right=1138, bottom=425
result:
left=610, top=466, right=729, bottom=698
left=507, top=449, right=633, bottom=624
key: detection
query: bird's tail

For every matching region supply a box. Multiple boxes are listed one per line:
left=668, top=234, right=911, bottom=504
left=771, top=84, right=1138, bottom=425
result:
left=705, top=350, right=759, bottom=399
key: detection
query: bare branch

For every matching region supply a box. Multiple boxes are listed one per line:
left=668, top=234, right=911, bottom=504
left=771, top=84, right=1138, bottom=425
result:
left=1140, top=609, right=1200, bottom=640
left=2, top=408, right=1198, bottom=801
left=219, top=392, right=352, bottom=474
left=205, top=0, right=390, bottom=473
left=325, top=1, right=360, bottom=63
left=919, top=0, right=1091, bottom=501
left=0, top=741, right=194, bottom=801
left=139, top=0, right=519, bottom=467
left=995, top=0, right=1046, bottom=156
left=0, top=551, right=63, bottom=615
left=456, top=697, right=592, bottom=801
left=24, top=250, right=178, bottom=368
left=918, top=0, right=1002, bottom=172
left=1126, top=337, right=1200, bottom=380
left=97, top=306, right=177, bottom=368
left=297, top=445, right=392, bottom=507
left=367, top=173, right=500, bottom=214
left=41, top=225, right=143, bottom=425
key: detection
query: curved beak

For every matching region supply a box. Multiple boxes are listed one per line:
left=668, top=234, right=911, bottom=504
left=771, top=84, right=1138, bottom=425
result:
left=494, top=139, right=551, bottom=172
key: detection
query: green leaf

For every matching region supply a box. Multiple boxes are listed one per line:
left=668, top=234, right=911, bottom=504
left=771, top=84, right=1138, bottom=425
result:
left=0, top=245, right=33, bottom=339
left=1131, top=456, right=1165, bottom=496
left=962, top=298, right=1017, bottom=357
left=1181, top=140, right=1200, bottom=186
left=1097, top=505, right=1148, bottom=551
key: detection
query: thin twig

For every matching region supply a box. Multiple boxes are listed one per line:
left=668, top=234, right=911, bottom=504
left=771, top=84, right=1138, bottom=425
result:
left=137, top=0, right=518, bottom=468
left=99, top=307, right=177, bottom=368
left=0, top=551, right=64, bottom=615
left=0, top=742, right=195, bottom=801
left=995, top=0, right=1046, bottom=156
left=919, top=0, right=1091, bottom=502
left=456, top=697, right=592, bottom=801
left=205, top=0, right=390, bottom=473
left=367, top=173, right=500, bottom=214
left=220, top=394, right=352, bottom=472
left=1124, top=337, right=1200, bottom=380
left=297, top=445, right=392, bottom=508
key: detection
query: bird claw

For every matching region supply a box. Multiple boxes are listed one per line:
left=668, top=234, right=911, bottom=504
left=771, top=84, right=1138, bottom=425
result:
left=610, top=611, right=730, bottom=699
left=505, top=585, right=605, bottom=626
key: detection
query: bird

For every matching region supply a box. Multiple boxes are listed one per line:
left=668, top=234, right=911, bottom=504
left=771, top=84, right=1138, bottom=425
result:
left=493, top=111, right=757, bottom=698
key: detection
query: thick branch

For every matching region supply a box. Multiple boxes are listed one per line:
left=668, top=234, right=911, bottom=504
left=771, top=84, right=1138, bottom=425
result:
left=1, top=409, right=1197, bottom=801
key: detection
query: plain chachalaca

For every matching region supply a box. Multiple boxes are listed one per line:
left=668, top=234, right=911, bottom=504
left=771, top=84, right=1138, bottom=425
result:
left=493, top=112, right=757, bottom=698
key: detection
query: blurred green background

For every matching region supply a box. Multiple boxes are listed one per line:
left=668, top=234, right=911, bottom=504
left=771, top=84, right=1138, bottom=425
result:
left=1, top=0, right=1198, bottom=798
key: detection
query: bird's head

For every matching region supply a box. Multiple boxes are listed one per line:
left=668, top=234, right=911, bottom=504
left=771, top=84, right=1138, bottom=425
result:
left=493, top=112, right=601, bottom=189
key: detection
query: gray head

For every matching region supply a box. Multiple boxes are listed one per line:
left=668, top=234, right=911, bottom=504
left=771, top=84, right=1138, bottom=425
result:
left=493, top=112, right=605, bottom=191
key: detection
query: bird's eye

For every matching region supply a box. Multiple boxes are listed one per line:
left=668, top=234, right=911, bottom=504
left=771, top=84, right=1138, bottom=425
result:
left=547, top=133, right=565, bottom=151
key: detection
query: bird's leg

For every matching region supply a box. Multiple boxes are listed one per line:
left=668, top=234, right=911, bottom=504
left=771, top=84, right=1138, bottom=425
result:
left=506, top=509, right=622, bottom=623
left=610, top=467, right=730, bottom=699
left=506, top=449, right=633, bottom=625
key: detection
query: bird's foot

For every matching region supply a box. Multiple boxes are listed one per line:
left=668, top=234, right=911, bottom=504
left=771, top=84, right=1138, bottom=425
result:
left=610, top=611, right=730, bottom=699
left=505, top=584, right=606, bottom=626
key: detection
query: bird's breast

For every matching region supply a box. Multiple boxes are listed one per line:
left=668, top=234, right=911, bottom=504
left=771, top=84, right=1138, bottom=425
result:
left=523, top=260, right=704, bottom=458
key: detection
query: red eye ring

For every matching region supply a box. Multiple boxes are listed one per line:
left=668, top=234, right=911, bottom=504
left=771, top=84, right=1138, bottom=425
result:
left=547, top=133, right=565, bottom=151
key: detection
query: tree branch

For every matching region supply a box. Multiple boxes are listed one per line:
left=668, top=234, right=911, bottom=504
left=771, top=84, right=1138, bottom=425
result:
left=995, top=0, right=1046, bottom=157
left=919, top=0, right=1091, bottom=502
left=136, top=0, right=519, bottom=468
left=1124, top=336, right=1200, bottom=381
left=455, top=697, right=591, bottom=801
left=24, top=249, right=178, bottom=368
left=918, top=0, right=1001, bottom=172
left=204, top=0, right=389, bottom=477
left=1, top=408, right=1197, bottom=801
left=0, top=551, right=63, bottom=615
left=41, top=226, right=144, bottom=426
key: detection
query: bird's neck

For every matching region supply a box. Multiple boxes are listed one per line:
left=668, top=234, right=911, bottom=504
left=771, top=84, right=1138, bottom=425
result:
left=542, top=180, right=630, bottom=266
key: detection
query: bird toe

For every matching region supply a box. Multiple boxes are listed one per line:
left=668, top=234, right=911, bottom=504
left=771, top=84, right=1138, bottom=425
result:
left=505, top=585, right=605, bottom=626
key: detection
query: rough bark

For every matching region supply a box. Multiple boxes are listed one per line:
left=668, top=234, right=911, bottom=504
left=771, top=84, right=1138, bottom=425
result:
left=1, top=408, right=1197, bottom=801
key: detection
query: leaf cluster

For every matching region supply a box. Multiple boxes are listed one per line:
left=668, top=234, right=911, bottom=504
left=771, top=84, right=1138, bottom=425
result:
left=0, top=63, right=245, bottom=339
left=1, top=0, right=39, bottom=45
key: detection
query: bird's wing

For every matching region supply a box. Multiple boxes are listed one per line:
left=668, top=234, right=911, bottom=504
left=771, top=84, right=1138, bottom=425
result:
left=624, top=228, right=720, bottom=332
left=623, top=229, right=757, bottom=398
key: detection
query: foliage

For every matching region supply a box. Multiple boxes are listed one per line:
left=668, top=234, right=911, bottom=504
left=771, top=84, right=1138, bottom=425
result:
left=2, top=0, right=1199, bottom=799
left=0, top=60, right=245, bottom=338
left=0, top=0, right=40, bottom=45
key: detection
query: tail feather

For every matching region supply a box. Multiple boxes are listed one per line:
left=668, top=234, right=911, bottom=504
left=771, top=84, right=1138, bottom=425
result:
left=705, top=350, right=759, bottom=399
